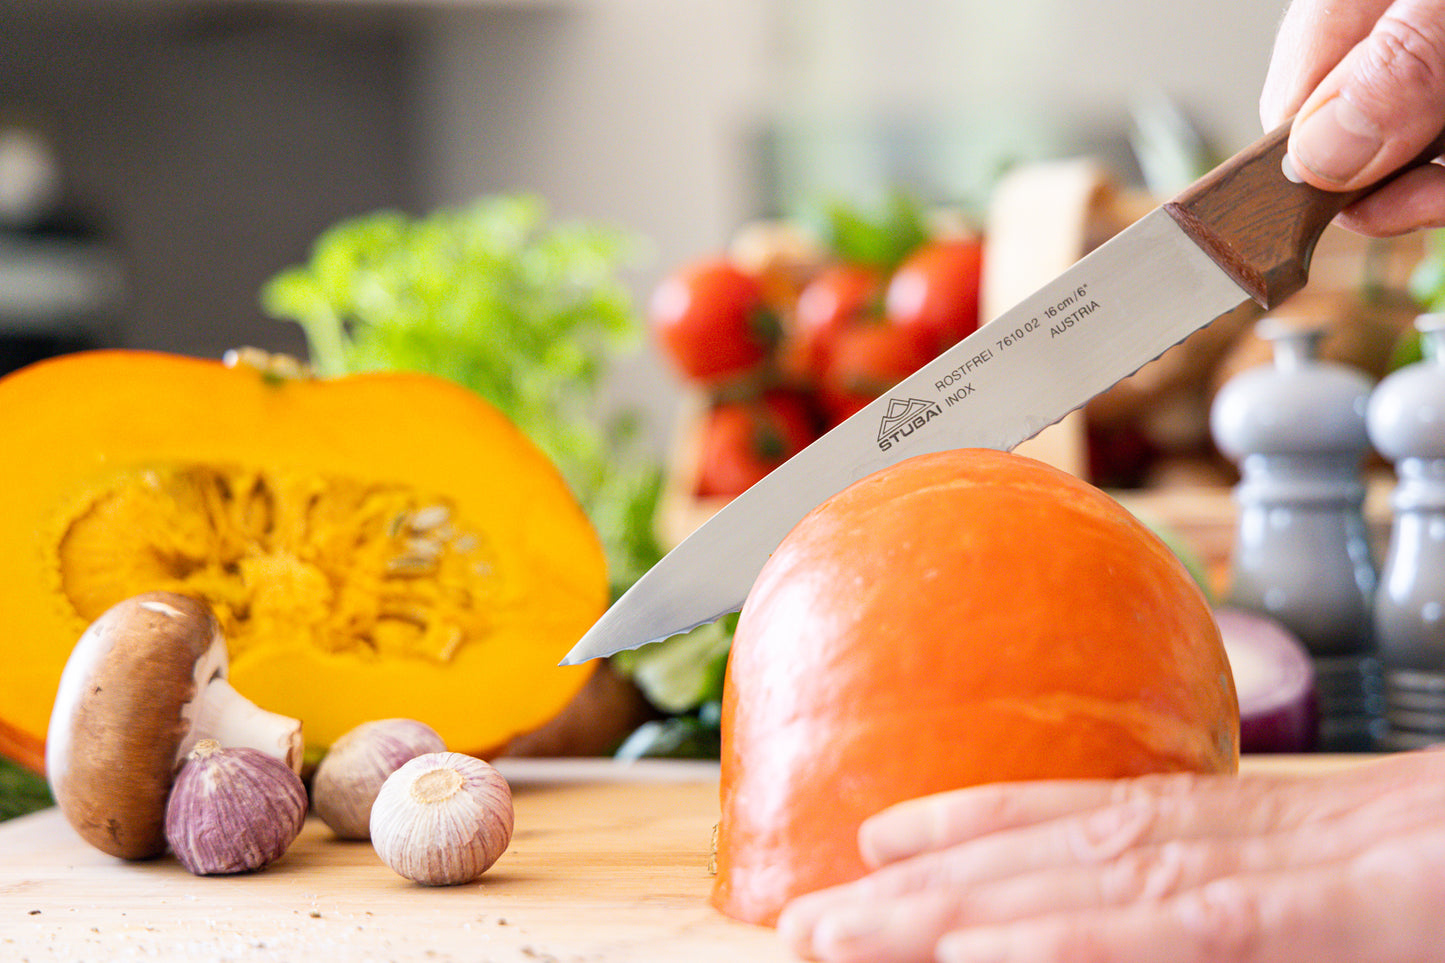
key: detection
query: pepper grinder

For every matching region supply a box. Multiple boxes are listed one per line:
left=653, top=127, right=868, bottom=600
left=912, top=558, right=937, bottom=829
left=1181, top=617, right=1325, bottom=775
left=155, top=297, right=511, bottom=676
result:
left=1367, top=314, right=1445, bottom=750
left=1210, top=319, right=1381, bottom=750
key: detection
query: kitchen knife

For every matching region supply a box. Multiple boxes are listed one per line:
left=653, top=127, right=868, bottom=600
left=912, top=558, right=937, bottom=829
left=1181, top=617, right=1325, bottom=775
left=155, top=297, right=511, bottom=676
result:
left=563, top=121, right=1422, bottom=665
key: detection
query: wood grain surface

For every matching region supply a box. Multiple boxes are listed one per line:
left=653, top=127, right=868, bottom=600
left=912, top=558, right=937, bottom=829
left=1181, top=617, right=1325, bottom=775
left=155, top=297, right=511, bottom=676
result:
left=0, top=755, right=1375, bottom=962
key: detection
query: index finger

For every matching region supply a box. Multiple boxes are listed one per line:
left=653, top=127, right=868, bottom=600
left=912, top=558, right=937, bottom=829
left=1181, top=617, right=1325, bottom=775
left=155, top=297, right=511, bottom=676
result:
left=1260, top=0, right=1395, bottom=127
left=859, top=751, right=1444, bottom=868
left=935, top=827, right=1445, bottom=963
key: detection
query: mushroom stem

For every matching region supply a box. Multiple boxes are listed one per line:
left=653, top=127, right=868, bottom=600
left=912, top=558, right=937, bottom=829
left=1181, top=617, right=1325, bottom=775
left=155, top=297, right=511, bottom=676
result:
left=180, top=676, right=304, bottom=773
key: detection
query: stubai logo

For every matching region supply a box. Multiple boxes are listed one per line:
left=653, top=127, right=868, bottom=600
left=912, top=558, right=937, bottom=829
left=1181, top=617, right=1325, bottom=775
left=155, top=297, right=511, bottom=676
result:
left=876, top=397, right=942, bottom=451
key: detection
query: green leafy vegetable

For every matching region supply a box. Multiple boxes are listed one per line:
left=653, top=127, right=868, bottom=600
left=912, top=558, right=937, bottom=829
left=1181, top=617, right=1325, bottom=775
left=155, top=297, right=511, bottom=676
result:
left=0, top=758, right=50, bottom=822
left=1409, top=229, right=1445, bottom=309
left=1402, top=227, right=1445, bottom=368
left=611, top=615, right=733, bottom=714
left=1128, top=93, right=1218, bottom=196
left=261, top=194, right=664, bottom=593
left=810, top=189, right=931, bottom=270
left=614, top=702, right=722, bottom=761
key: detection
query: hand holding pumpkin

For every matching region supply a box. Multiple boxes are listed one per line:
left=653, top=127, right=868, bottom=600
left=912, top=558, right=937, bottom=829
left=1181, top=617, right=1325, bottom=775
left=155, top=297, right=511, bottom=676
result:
left=778, top=749, right=1445, bottom=963
left=710, top=449, right=1238, bottom=927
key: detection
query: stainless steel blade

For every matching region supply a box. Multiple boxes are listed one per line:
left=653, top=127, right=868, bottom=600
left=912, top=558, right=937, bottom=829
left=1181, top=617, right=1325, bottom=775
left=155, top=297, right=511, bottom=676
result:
left=562, top=207, right=1250, bottom=664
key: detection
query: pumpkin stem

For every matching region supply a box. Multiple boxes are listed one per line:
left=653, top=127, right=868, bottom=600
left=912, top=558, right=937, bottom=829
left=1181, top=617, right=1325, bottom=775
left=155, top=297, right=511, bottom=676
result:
left=222, top=347, right=314, bottom=384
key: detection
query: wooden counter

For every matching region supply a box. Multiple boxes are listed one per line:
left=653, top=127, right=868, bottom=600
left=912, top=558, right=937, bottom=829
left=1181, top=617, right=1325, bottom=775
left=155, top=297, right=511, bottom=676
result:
left=0, top=758, right=782, bottom=963
left=0, top=755, right=1374, bottom=962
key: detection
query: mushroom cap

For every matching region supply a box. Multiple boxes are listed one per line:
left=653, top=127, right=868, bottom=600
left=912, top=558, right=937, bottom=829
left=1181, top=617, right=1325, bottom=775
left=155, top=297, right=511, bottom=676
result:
left=45, top=591, right=226, bottom=859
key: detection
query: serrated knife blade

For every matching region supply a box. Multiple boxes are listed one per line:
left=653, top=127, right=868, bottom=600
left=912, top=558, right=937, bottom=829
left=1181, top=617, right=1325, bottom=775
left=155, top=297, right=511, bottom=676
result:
left=562, top=121, right=1419, bottom=665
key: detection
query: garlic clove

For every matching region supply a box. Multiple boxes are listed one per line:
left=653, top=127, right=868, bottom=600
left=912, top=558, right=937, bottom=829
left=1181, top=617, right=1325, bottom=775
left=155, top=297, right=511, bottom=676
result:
left=311, top=718, right=447, bottom=840
left=164, top=738, right=308, bottom=876
left=369, top=751, right=514, bottom=886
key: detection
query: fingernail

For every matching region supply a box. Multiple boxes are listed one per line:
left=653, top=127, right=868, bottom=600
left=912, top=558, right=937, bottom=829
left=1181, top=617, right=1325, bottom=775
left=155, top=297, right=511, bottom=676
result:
left=775, top=899, right=828, bottom=955
left=936, top=928, right=1013, bottom=963
left=1281, top=153, right=1305, bottom=184
left=813, top=906, right=890, bottom=952
left=860, top=808, right=932, bottom=864
left=1291, top=97, right=1382, bottom=185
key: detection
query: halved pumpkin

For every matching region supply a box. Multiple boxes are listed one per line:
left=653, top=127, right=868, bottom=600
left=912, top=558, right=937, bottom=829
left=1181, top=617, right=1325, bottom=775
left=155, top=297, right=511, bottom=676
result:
left=0, top=350, right=606, bottom=773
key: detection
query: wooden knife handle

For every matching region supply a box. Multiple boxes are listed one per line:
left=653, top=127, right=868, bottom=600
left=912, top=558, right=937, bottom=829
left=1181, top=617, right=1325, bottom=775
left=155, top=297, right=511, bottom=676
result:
left=1165, top=120, right=1439, bottom=309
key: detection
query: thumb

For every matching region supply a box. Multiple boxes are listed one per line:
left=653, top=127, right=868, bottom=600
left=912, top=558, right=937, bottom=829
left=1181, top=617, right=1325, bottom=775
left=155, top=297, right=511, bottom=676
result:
left=1288, top=0, right=1445, bottom=190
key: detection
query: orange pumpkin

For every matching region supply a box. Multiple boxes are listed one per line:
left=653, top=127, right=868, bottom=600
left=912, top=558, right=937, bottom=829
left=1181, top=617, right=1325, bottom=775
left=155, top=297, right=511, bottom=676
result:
left=0, top=350, right=607, bottom=773
left=711, top=448, right=1238, bottom=926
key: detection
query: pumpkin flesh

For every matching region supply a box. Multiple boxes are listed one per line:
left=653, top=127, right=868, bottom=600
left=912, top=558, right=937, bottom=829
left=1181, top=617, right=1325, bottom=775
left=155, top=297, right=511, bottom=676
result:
left=712, top=448, right=1239, bottom=927
left=0, top=351, right=606, bottom=772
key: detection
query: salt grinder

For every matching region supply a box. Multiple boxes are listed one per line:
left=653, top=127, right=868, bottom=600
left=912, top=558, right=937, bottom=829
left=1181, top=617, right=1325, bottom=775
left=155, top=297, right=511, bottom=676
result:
left=1210, top=320, right=1380, bottom=750
left=1367, top=314, right=1445, bottom=750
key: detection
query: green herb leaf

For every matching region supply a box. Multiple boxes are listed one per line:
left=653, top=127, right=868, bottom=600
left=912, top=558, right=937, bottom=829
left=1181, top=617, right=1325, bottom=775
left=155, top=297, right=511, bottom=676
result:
left=613, top=713, right=721, bottom=761
left=1409, top=229, right=1445, bottom=309
left=812, top=189, right=930, bottom=270
left=0, top=758, right=51, bottom=822
left=611, top=615, right=734, bottom=714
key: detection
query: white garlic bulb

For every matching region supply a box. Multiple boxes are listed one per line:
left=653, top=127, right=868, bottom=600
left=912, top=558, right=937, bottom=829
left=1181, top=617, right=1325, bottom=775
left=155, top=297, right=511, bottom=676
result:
left=369, top=751, right=513, bottom=885
left=311, top=718, right=446, bottom=839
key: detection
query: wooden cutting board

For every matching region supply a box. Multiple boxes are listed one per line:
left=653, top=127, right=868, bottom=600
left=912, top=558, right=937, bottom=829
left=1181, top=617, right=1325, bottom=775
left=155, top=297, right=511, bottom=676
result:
left=0, top=755, right=1375, bottom=962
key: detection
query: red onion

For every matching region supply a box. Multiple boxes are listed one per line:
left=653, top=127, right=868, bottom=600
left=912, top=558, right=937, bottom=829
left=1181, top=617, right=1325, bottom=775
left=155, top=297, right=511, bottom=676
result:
left=1215, top=607, right=1319, bottom=753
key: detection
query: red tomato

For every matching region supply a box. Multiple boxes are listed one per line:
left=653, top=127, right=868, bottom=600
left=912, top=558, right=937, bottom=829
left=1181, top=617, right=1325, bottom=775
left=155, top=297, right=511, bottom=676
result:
left=650, top=259, right=776, bottom=384
left=884, top=237, right=984, bottom=357
left=780, top=264, right=881, bottom=382
left=818, top=322, right=932, bottom=425
left=696, top=391, right=820, bottom=499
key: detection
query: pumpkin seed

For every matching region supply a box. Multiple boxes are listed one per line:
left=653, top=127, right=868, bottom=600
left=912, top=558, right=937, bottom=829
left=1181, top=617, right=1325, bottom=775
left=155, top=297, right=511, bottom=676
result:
left=435, top=627, right=465, bottom=663
left=386, top=555, right=438, bottom=576
left=407, top=505, right=451, bottom=532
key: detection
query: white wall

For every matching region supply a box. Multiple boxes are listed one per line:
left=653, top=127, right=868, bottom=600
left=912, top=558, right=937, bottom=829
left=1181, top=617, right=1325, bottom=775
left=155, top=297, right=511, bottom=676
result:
left=768, top=0, right=1283, bottom=199
left=0, top=4, right=414, bottom=360
left=2, top=0, right=1293, bottom=449
left=411, top=2, right=780, bottom=261
left=412, top=0, right=1287, bottom=253
left=769, top=0, right=1282, bottom=141
left=406, top=2, right=783, bottom=437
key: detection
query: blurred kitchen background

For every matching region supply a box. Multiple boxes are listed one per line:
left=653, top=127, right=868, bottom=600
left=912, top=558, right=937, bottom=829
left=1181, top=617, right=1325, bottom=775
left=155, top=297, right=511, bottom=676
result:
left=0, top=0, right=1284, bottom=453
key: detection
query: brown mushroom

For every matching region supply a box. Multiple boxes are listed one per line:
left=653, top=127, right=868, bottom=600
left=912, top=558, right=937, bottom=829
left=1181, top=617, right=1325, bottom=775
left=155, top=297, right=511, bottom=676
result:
left=44, top=591, right=303, bottom=860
